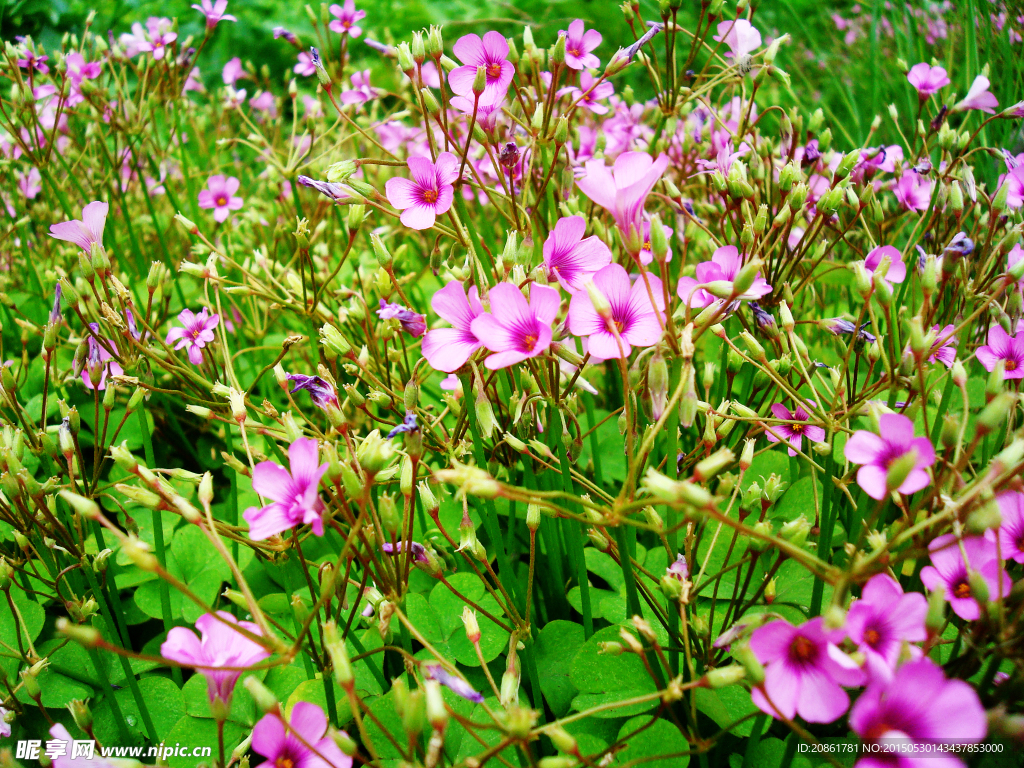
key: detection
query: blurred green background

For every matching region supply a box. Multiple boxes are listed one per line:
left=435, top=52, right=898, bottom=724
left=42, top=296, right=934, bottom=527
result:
left=2, top=0, right=1022, bottom=154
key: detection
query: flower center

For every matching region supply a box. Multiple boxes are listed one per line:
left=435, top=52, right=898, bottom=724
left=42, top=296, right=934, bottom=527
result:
left=953, top=580, right=971, bottom=599
left=423, top=189, right=438, bottom=204
left=522, top=333, right=537, bottom=351
left=487, top=62, right=502, bottom=78
left=789, top=635, right=817, bottom=664
left=607, top=318, right=625, bottom=334
left=215, top=195, right=228, bottom=207
left=790, top=423, right=804, bottom=434
left=1007, top=359, right=1018, bottom=371
left=342, top=20, right=351, bottom=28
left=276, top=759, right=295, bottom=768
left=569, top=48, right=581, bottom=57
left=863, top=628, right=881, bottom=646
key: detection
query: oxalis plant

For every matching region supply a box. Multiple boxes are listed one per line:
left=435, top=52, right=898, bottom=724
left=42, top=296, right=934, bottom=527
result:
left=0, top=1, right=1023, bottom=767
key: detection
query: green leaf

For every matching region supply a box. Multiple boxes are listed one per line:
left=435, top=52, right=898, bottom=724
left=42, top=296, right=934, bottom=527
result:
left=0, top=588, right=45, bottom=681
left=694, top=685, right=760, bottom=737
left=534, top=620, right=585, bottom=717
left=570, top=626, right=657, bottom=718
left=742, top=450, right=790, bottom=493
left=428, top=574, right=510, bottom=666
left=616, top=715, right=690, bottom=768
left=772, top=477, right=821, bottom=523
left=285, top=678, right=353, bottom=725
left=162, top=715, right=245, bottom=768
left=134, top=525, right=231, bottom=623
left=728, top=737, right=814, bottom=768
left=772, top=559, right=833, bottom=611
left=93, top=676, right=185, bottom=745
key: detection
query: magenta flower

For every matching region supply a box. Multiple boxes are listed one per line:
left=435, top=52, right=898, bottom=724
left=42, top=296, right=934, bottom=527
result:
left=17, top=167, right=41, bottom=200
left=49, top=201, right=108, bottom=252
left=287, top=374, right=340, bottom=412
left=920, top=534, right=1011, bottom=620
left=864, top=245, right=907, bottom=287
left=1010, top=244, right=1024, bottom=291
left=198, top=175, right=243, bottom=222
left=996, top=491, right=1024, bottom=563
left=976, top=324, right=1024, bottom=378
left=192, top=0, right=236, bottom=28
left=222, top=57, right=245, bottom=84
left=676, top=245, right=772, bottom=307
left=161, top=612, right=270, bottom=708
left=377, top=300, right=427, bottom=337
left=16, top=50, right=48, bottom=74
left=576, top=151, right=670, bottom=241
left=906, top=63, right=949, bottom=97
left=243, top=438, right=329, bottom=540
left=749, top=617, right=864, bottom=723
left=340, top=69, right=379, bottom=105
left=845, top=574, right=927, bottom=677
left=65, top=52, right=102, bottom=85
left=542, top=216, right=612, bottom=291
left=141, top=17, right=177, bottom=60
left=953, top=75, right=998, bottom=113
left=470, top=283, right=561, bottom=369
left=449, top=32, right=515, bottom=107
left=567, top=263, right=664, bottom=359
left=294, top=51, right=317, bottom=77
left=166, top=308, right=220, bottom=365
left=843, top=414, right=936, bottom=500
left=765, top=403, right=825, bottom=457
left=713, top=19, right=762, bottom=58
left=849, top=658, right=986, bottom=768
left=252, top=701, right=352, bottom=768
left=892, top=172, right=933, bottom=212
left=557, top=71, right=615, bottom=114
left=329, top=0, right=366, bottom=37
left=422, top=281, right=485, bottom=373
left=385, top=152, right=458, bottom=230
left=561, top=19, right=602, bottom=70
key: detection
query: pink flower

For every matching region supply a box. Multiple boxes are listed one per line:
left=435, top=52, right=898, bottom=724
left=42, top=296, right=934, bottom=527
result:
left=557, top=71, right=614, bottom=114
left=329, top=0, right=366, bottom=37
left=340, top=69, right=379, bottom=105
left=976, top=324, right=1024, bottom=378
left=385, top=152, right=458, bottom=230
left=904, top=324, right=957, bottom=368
left=17, top=167, right=41, bottom=199
left=765, top=403, right=825, bottom=457
left=576, top=151, right=670, bottom=240
left=1010, top=244, right=1024, bottom=290
left=166, top=307, right=220, bottom=365
left=892, top=172, right=933, bottom=212
left=222, top=57, right=245, bottom=84
left=713, top=19, right=762, bottom=58
left=676, top=245, right=771, bottom=307
left=192, top=0, right=236, bottom=29
left=49, top=201, right=108, bottom=252
left=161, top=612, right=270, bottom=708
left=253, top=701, right=352, bottom=768
left=470, top=283, right=561, bottom=369
left=16, top=50, right=48, bottom=74
left=82, top=325, right=122, bottom=391
left=843, top=414, right=935, bottom=500
left=294, top=51, right=317, bottom=77
left=542, top=215, right=612, bottom=291
left=249, top=90, right=277, bottom=117
left=845, top=574, right=927, bottom=678
left=422, top=281, right=485, bottom=372
left=448, top=32, right=515, bottom=107
left=906, top=63, right=949, bottom=97
left=567, top=264, right=664, bottom=359
left=849, top=658, right=986, bottom=768
left=864, top=244, right=907, bottom=287
left=749, top=617, right=864, bottom=723
left=65, top=52, right=102, bottom=85
left=243, top=438, right=329, bottom=540
left=953, top=75, right=998, bottom=113
left=141, top=17, right=177, bottom=60
left=638, top=220, right=673, bottom=266
left=561, top=19, right=602, bottom=70
left=198, top=175, right=243, bottom=222
left=996, top=491, right=1024, bottom=563
left=920, top=534, right=1011, bottom=620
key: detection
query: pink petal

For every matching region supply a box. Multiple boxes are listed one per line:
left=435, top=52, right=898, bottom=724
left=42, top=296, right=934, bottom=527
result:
left=422, top=328, right=480, bottom=372
left=243, top=502, right=295, bottom=540
left=251, top=460, right=294, bottom=503
left=844, top=430, right=885, bottom=464
left=385, top=177, right=421, bottom=210
left=796, top=668, right=849, bottom=723
left=452, top=34, right=485, bottom=67
left=400, top=204, right=436, bottom=230
left=857, top=464, right=889, bottom=500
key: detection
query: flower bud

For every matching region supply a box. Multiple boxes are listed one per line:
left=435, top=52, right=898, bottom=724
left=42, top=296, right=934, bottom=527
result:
left=704, top=665, right=746, bottom=689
